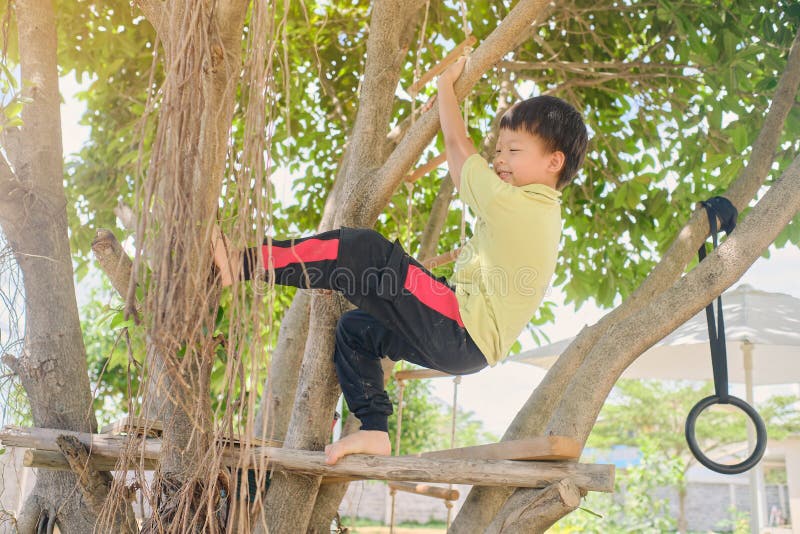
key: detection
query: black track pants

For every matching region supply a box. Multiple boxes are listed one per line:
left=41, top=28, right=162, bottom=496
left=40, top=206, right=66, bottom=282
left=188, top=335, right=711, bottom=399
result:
left=242, top=228, right=488, bottom=432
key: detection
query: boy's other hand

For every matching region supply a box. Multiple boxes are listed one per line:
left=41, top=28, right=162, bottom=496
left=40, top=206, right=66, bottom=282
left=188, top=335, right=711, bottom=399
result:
left=437, top=55, right=467, bottom=88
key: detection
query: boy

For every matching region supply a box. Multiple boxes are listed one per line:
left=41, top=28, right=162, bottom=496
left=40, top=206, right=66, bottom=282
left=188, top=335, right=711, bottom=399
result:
left=212, top=56, right=588, bottom=464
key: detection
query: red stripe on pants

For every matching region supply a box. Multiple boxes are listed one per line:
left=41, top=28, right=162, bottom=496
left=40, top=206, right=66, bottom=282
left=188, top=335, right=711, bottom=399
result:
left=263, top=239, right=339, bottom=269
left=403, top=264, right=464, bottom=328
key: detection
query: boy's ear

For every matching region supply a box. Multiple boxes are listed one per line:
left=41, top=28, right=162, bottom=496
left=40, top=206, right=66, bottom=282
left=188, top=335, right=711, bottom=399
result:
left=547, top=150, right=566, bottom=175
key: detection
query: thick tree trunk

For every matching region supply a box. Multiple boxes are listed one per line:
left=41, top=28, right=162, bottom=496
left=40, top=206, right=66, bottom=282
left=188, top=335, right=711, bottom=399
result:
left=0, top=0, right=135, bottom=531
left=261, top=294, right=344, bottom=532
left=253, top=290, right=312, bottom=441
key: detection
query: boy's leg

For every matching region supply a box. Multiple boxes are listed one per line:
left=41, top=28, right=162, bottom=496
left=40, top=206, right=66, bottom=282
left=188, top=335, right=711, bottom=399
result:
left=332, top=309, right=427, bottom=432
left=328, top=308, right=468, bottom=464
left=242, top=228, right=487, bottom=373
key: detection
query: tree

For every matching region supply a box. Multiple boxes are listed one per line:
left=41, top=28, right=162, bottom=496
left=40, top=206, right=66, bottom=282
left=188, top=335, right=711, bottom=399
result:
left=1, top=0, right=798, bottom=532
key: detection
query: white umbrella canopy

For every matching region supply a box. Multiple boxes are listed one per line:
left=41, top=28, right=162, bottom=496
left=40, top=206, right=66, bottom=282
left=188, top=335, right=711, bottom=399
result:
left=510, top=284, right=800, bottom=385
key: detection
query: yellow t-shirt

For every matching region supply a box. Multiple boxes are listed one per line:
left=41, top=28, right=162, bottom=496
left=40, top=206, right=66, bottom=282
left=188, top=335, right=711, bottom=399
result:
left=452, top=153, right=562, bottom=366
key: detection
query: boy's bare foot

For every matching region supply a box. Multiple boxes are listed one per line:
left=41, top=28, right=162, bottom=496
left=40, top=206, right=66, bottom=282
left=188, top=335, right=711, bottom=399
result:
left=324, top=430, right=391, bottom=465
left=211, top=225, right=239, bottom=287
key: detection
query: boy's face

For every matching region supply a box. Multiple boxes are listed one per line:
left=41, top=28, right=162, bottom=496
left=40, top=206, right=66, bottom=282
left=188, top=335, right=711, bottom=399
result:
left=492, top=128, right=564, bottom=189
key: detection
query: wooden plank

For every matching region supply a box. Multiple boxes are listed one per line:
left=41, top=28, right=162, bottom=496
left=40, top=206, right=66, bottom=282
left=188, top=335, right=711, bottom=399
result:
left=421, top=248, right=461, bottom=270
left=100, top=417, right=281, bottom=447
left=388, top=481, right=459, bottom=501
left=236, top=446, right=614, bottom=492
left=406, top=153, right=447, bottom=183
left=416, top=436, right=582, bottom=462
left=394, top=368, right=453, bottom=381
left=2, top=426, right=163, bottom=460
left=1, top=426, right=613, bottom=492
left=24, top=449, right=358, bottom=484
left=217, top=433, right=282, bottom=448
left=407, top=36, right=477, bottom=96
left=24, top=448, right=158, bottom=471
left=101, top=416, right=163, bottom=437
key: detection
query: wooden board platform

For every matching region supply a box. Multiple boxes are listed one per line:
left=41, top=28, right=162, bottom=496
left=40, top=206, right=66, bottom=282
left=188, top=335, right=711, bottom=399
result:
left=416, top=436, right=582, bottom=462
left=101, top=416, right=281, bottom=448
left=101, top=416, right=163, bottom=437
left=1, top=426, right=613, bottom=492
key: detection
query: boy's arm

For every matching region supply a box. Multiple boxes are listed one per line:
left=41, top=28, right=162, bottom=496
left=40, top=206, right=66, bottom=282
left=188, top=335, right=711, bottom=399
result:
left=436, top=56, right=477, bottom=190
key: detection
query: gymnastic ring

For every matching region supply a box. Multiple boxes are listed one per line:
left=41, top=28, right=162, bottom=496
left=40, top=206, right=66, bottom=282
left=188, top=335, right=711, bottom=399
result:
left=685, top=394, right=767, bottom=475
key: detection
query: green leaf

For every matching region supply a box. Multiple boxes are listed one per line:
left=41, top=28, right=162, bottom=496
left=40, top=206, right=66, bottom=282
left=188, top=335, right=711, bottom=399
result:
left=3, top=101, right=23, bottom=118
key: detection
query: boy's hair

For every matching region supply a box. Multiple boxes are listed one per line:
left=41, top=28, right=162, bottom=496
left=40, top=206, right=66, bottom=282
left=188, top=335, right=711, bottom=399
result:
left=499, top=95, right=589, bottom=190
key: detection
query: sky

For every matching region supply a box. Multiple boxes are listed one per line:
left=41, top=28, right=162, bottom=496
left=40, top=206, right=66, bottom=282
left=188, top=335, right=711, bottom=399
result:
left=55, top=73, right=800, bottom=439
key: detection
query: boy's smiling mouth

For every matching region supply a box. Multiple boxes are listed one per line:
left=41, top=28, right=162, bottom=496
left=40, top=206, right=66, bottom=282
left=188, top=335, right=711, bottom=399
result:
left=496, top=170, right=512, bottom=182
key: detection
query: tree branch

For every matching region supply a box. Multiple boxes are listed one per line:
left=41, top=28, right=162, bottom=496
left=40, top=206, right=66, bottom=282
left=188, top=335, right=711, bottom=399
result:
left=90, top=230, right=133, bottom=301
left=485, top=479, right=582, bottom=534
left=531, top=152, right=800, bottom=526
left=609, top=25, right=800, bottom=325
left=1, top=425, right=613, bottom=491
left=418, top=175, right=455, bottom=261
left=500, top=59, right=691, bottom=74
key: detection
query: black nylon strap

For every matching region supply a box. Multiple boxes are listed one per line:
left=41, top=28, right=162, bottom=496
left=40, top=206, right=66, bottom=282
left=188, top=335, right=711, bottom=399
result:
left=686, top=196, right=767, bottom=474
left=697, top=196, right=738, bottom=402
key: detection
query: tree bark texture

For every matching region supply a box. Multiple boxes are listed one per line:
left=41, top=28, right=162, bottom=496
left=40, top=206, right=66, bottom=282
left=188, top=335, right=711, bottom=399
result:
left=0, top=0, right=135, bottom=531
left=485, top=479, right=582, bottom=534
